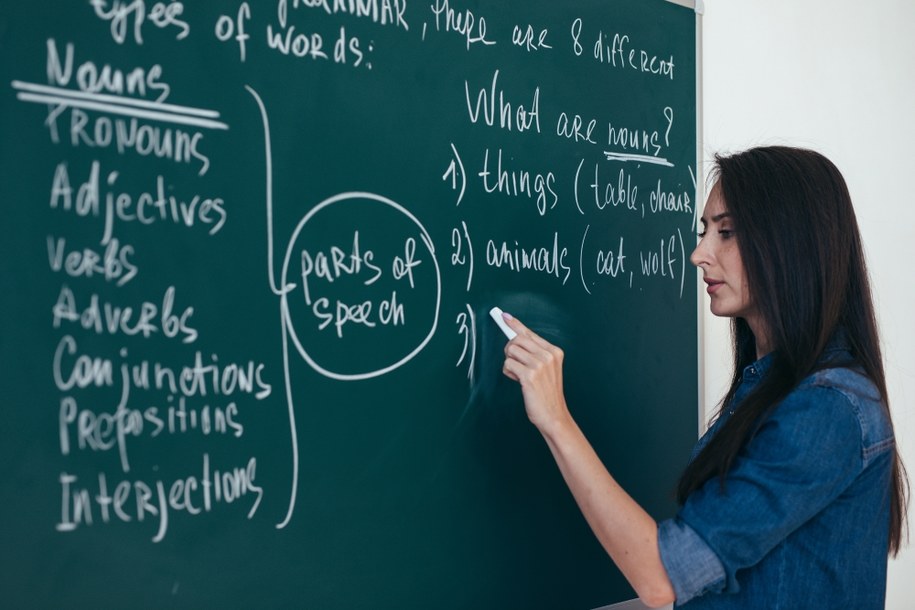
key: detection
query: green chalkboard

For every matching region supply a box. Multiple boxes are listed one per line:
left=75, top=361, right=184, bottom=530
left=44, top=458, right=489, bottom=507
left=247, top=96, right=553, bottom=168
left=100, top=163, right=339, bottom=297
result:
left=0, top=1, right=698, bottom=608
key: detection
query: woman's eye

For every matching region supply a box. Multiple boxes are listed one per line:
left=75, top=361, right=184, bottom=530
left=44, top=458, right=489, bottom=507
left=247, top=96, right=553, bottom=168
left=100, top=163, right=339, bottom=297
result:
left=697, top=230, right=706, bottom=238
left=719, top=230, right=734, bottom=238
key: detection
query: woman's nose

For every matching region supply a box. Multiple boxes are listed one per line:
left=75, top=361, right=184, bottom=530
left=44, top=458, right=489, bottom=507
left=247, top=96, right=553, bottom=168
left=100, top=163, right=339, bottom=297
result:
left=690, top=238, right=709, bottom=268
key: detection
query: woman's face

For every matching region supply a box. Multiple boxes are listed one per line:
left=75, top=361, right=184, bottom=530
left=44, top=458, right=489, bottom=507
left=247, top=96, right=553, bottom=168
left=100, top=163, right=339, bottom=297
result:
left=691, top=184, right=757, bottom=324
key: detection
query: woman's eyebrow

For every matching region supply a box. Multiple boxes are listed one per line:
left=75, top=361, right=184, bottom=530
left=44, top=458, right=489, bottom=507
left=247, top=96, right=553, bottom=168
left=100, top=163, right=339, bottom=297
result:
left=698, top=212, right=731, bottom=226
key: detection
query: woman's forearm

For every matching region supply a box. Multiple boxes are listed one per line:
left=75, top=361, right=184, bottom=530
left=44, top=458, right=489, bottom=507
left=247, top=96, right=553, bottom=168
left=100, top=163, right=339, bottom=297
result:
left=540, top=413, right=675, bottom=608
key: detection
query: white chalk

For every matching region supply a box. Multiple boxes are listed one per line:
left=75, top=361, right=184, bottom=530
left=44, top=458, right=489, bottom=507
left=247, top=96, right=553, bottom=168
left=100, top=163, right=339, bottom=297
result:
left=489, top=306, right=517, bottom=340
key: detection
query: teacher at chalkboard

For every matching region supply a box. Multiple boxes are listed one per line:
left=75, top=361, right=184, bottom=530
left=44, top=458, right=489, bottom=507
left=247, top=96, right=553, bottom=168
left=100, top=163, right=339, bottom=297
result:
left=500, top=147, right=907, bottom=608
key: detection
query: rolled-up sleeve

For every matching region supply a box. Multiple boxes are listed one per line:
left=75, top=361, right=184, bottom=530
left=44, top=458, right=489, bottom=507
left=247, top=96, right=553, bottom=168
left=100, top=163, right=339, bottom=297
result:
left=657, top=385, right=865, bottom=605
left=658, top=518, right=726, bottom=604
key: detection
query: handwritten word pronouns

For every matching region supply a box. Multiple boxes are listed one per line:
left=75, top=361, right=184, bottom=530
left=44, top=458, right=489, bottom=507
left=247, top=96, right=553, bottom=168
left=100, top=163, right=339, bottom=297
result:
left=571, top=19, right=676, bottom=80
left=52, top=284, right=198, bottom=344
left=465, top=70, right=541, bottom=134
left=52, top=110, right=212, bottom=175
left=57, top=454, right=261, bottom=543
left=429, top=0, right=495, bottom=50
left=478, top=148, right=557, bottom=216
left=90, top=0, right=190, bottom=45
left=50, top=161, right=227, bottom=245
left=485, top=232, right=571, bottom=285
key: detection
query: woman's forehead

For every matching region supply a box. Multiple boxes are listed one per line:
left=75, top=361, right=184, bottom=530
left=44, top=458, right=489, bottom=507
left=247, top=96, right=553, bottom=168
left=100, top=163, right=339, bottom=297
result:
left=701, top=183, right=728, bottom=222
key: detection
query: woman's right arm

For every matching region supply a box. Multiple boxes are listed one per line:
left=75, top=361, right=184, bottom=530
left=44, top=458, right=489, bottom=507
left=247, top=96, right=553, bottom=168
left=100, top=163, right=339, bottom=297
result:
left=501, top=314, right=676, bottom=608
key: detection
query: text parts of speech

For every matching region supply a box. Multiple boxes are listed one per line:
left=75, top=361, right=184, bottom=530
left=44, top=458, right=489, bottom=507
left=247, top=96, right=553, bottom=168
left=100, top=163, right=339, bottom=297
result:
left=282, top=193, right=441, bottom=381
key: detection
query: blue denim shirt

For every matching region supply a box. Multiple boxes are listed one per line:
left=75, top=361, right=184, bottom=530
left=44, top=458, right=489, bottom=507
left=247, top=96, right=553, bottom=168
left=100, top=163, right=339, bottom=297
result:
left=657, top=344, right=895, bottom=608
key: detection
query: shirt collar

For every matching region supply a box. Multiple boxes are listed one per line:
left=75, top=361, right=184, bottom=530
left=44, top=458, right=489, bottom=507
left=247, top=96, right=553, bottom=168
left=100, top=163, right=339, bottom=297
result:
left=740, top=329, right=853, bottom=382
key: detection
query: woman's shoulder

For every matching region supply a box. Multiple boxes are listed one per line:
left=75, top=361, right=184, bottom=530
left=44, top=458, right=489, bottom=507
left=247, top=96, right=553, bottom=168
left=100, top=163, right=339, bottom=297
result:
left=788, top=366, right=895, bottom=461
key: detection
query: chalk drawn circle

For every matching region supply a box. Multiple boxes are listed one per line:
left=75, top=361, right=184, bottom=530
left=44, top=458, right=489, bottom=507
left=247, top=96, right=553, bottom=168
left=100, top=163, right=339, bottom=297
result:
left=281, top=192, right=441, bottom=380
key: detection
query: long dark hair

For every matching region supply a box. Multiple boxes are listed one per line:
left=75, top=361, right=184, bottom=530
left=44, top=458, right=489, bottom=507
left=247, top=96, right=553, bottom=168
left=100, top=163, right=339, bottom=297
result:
left=677, top=146, right=908, bottom=555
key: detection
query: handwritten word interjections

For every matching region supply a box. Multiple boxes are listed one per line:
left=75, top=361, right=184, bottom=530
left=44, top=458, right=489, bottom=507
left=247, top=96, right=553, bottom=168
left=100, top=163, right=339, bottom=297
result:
left=57, top=454, right=261, bottom=542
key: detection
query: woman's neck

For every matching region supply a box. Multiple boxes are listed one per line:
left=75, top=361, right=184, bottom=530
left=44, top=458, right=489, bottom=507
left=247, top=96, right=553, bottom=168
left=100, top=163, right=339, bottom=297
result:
left=744, top=315, right=772, bottom=360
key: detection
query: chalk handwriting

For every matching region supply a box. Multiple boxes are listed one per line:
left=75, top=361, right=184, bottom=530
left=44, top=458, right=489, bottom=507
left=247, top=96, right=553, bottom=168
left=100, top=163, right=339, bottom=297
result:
left=57, top=454, right=262, bottom=542
left=430, top=0, right=495, bottom=50
left=51, top=285, right=198, bottom=343
left=299, top=231, right=383, bottom=306
left=571, top=19, right=676, bottom=80
left=485, top=233, right=571, bottom=285
left=47, top=39, right=170, bottom=102
left=511, top=23, right=551, bottom=52
left=89, top=0, right=190, bottom=45
left=47, top=235, right=138, bottom=287
left=214, top=3, right=251, bottom=62
left=278, top=0, right=408, bottom=31
left=478, top=148, right=557, bottom=216
left=50, top=160, right=227, bottom=244
left=311, top=291, right=406, bottom=337
left=464, top=70, right=541, bottom=134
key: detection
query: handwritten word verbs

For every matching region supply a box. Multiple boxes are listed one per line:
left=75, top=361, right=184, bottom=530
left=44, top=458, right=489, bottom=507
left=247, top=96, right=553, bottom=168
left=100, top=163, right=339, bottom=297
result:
left=48, top=235, right=138, bottom=287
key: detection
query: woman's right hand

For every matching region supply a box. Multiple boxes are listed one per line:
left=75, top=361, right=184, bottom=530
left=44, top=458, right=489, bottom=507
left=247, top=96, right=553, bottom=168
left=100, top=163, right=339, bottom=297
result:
left=500, top=313, right=572, bottom=437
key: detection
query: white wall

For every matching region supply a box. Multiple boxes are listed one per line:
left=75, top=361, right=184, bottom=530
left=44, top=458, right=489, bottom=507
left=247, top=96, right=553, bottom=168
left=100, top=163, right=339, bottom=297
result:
left=701, top=1, right=915, bottom=607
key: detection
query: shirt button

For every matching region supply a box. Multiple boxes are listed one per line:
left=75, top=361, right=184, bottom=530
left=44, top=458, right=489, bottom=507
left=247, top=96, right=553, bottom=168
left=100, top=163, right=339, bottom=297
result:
left=749, top=367, right=757, bottom=375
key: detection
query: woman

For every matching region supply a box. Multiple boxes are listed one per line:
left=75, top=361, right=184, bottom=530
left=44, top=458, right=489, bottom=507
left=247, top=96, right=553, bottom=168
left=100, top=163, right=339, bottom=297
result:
left=501, top=146, right=907, bottom=608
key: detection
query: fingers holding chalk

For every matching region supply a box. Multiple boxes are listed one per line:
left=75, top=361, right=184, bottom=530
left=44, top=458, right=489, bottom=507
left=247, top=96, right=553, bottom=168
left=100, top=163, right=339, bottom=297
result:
left=489, top=307, right=517, bottom=340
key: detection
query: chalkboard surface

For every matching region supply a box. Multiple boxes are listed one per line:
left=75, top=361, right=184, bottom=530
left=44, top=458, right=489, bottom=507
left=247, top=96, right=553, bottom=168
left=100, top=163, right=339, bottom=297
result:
left=0, top=1, right=698, bottom=608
